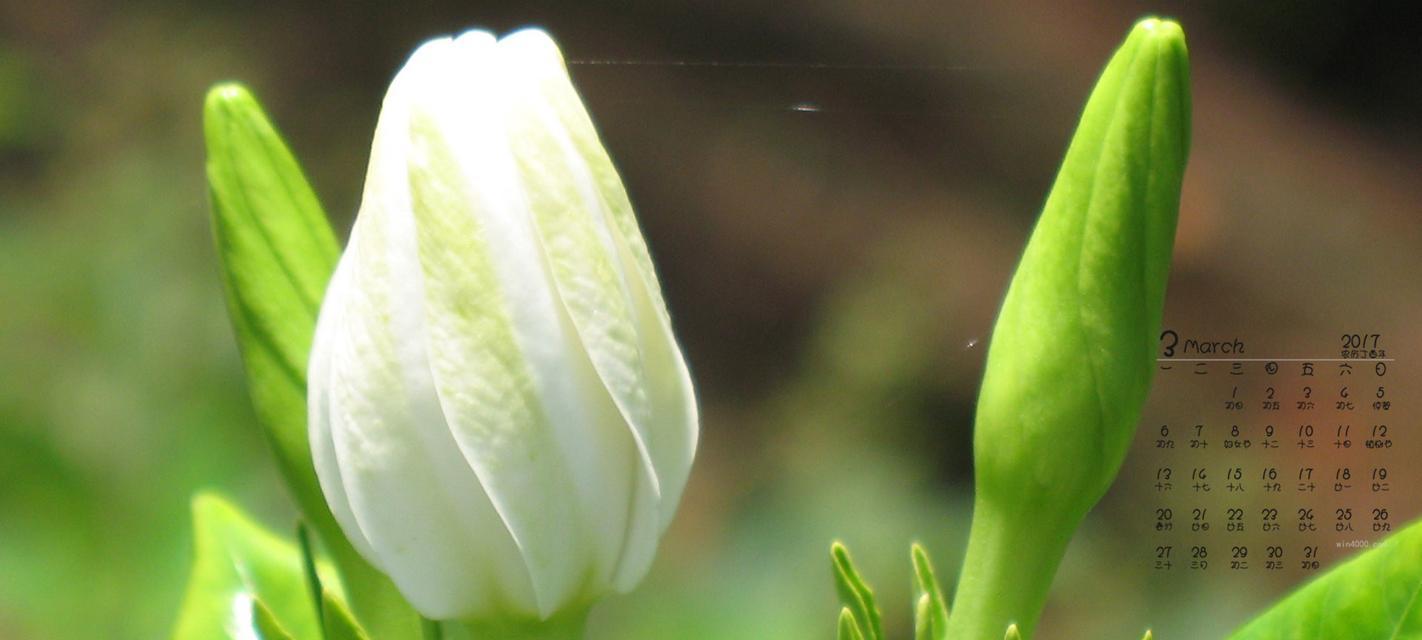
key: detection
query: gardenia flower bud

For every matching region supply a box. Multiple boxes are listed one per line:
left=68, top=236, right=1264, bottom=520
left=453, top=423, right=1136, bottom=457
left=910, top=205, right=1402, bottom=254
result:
left=947, top=18, right=1190, bottom=640
left=306, top=29, right=698, bottom=623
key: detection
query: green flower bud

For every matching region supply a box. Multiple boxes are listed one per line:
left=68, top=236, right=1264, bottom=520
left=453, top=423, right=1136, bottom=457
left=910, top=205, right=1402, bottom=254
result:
left=947, top=18, right=1190, bottom=640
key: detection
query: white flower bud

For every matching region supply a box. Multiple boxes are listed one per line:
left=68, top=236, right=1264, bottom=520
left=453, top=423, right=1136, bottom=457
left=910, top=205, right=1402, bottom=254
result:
left=306, top=28, right=698, bottom=623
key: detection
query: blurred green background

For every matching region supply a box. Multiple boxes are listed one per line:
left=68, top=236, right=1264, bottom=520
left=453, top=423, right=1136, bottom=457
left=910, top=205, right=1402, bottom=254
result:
left=3, top=1, right=1421, bottom=638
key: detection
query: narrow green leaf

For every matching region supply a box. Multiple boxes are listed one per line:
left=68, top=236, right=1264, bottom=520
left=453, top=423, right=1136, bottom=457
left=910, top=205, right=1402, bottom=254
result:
left=203, top=82, right=420, bottom=638
left=171, top=493, right=321, bottom=640
left=831, top=542, right=884, bottom=640
left=838, top=608, right=866, bottom=640
left=421, top=617, right=444, bottom=640
left=296, top=524, right=327, bottom=636
left=322, top=592, right=372, bottom=640
left=1228, top=518, right=1422, bottom=639
left=253, top=599, right=297, bottom=640
left=911, top=543, right=949, bottom=639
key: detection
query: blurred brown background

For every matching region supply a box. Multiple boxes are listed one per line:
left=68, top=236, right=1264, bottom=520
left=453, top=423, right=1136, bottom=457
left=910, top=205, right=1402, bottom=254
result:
left=3, top=1, right=1421, bottom=638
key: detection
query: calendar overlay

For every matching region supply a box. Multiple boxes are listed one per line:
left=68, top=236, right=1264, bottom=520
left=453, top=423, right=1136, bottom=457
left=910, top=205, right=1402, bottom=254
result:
left=1134, top=332, right=1413, bottom=579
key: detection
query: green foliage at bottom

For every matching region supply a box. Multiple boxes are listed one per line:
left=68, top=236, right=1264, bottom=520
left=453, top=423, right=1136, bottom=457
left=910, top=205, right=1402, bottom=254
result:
left=829, top=542, right=1153, bottom=640
left=832, top=542, right=947, bottom=640
left=171, top=492, right=368, bottom=640
left=171, top=493, right=324, bottom=639
left=1228, top=518, right=1422, bottom=639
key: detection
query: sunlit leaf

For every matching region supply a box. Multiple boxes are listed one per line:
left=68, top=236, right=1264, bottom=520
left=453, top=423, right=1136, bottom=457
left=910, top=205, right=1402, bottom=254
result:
left=253, top=599, right=297, bottom=640
left=171, top=493, right=321, bottom=640
left=322, top=592, right=372, bottom=640
left=1228, top=519, right=1422, bottom=639
left=203, top=82, right=421, bottom=638
left=203, top=82, right=337, bottom=518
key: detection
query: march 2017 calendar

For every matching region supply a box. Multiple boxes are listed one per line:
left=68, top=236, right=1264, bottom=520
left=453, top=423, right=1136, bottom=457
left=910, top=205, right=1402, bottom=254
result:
left=1134, top=332, right=1411, bottom=579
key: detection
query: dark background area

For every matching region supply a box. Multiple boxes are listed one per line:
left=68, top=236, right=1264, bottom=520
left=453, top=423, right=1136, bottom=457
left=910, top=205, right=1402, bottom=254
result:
left=3, top=1, right=1420, bottom=638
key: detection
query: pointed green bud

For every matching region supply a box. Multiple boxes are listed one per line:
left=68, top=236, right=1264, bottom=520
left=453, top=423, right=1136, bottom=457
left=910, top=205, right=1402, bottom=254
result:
left=1005, top=623, right=1023, bottom=640
left=839, top=608, right=866, bottom=640
left=914, top=594, right=934, bottom=640
left=910, top=543, right=949, bottom=638
left=830, top=542, right=884, bottom=640
left=977, top=14, right=1189, bottom=522
left=948, top=17, right=1190, bottom=640
left=1142, top=630, right=1154, bottom=640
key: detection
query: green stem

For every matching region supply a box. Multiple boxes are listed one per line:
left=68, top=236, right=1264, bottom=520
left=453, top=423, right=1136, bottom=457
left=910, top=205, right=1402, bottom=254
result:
left=450, top=608, right=589, bottom=640
left=945, top=496, right=1080, bottom=640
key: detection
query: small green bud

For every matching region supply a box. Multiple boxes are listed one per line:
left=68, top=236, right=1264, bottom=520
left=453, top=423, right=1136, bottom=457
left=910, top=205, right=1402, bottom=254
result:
left=830, top=542, right=884, bottom=640
left=948, top=17, right=1190, bottom=640
left=839, top=608, right=866, bottom=640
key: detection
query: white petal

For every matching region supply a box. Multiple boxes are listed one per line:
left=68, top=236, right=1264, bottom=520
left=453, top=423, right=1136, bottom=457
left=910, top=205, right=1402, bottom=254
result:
left=309, top=257, right=377, bottom=563
left=501, top=28, right=698, bottom=551
left=492, top=29, right=672, bottom=599
left=319, top=35, right=537, bottom=620
left=402, top=29, right=665, bottom=615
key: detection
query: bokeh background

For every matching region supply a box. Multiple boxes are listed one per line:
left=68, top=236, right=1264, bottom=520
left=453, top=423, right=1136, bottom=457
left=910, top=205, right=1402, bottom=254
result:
left=3, top=1, right=1421, bottom=638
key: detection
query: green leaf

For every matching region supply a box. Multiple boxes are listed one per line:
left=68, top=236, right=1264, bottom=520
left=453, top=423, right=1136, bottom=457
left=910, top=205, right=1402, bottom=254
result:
left=203, top=82, right=421, bottom=638
left=1004, top=623, right=1022, bottom=640
left=838, top=608, right=866, bottom=640
left=1228, top=518, right=1422, bottom=639
left=296, top=524, right=373, bottom=640
left=914, top=595, right=934, bottom=640
left=322, top=592, right=372, bottom=640
left=296, top=525, right=327, bottom=635
left=831, top=542, right=884, bottom=640
left=911, top=544, right=948, bottom=640
left=253, top=599, right=298, bottom=640
left=171, top=493, right=322, bottom=640
left=204, top=82, right=337, bottom=513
